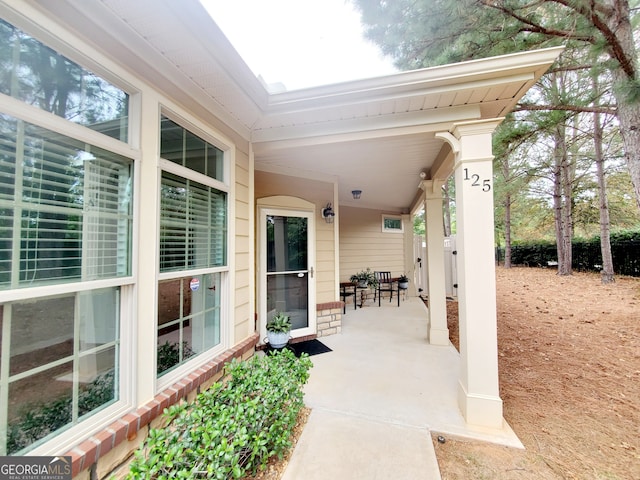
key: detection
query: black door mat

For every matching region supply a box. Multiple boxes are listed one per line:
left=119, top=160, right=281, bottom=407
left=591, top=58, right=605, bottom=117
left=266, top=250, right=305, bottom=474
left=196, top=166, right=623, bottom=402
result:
left=266, top=339, right=332, bottom=357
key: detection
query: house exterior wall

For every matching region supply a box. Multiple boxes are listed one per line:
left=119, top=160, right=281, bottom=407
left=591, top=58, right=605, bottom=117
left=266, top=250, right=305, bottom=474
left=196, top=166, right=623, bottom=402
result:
left=254, top=171, right=337, bottom=305
left=233, top=149, right=255, bottom=343
left=339, top=206, right=407, bottom=281
left=0, top=5, right=257, bottom=478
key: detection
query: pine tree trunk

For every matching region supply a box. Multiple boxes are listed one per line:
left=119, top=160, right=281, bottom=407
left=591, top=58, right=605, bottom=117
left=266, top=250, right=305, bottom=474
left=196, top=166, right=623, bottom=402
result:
left=443, top=178, right=452, bottom=237
left=553, top=146, right=564, bottom=271
left=504, top=195, right=512, bottom=269
left=594, top=108, right=615, bottom=284
left=605, top=0, right=640, bottom=212
left=613, top=80, right=640, bottom=212
left=561, top=118, right=575, bottom=276
left=553, top=122, right=572, bottom=276
left=502, top=159, right=512, bottom=269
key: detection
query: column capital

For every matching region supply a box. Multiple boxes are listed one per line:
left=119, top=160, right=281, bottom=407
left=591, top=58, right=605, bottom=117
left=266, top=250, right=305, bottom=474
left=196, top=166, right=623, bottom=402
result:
left=452, top=118, right=504, bottom=138
left=450, top=118, right=503, bottom=165
left=419, top=179, right=446, bottom=198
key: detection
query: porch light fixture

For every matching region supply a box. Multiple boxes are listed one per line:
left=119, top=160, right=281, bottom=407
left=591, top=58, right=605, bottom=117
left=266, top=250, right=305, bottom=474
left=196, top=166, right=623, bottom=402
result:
left=351, top=189, right=362, bottom=199
left=321, top=203, right=335, bottom=224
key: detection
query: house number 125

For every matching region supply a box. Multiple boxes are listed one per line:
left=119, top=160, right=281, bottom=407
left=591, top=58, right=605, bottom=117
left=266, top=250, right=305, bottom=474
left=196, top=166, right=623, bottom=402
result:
left=463, top=168, right=491, bottom=192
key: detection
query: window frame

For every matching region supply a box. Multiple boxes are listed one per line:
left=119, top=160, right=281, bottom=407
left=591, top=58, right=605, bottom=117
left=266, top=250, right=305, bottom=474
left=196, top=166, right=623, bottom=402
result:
left=0, top=18, right=140, bottom=454
left=382, top=214, right=404, bottom=233
left=0, top=115, right=135, bottom=290
left=0, top=284, right=136, bottom=456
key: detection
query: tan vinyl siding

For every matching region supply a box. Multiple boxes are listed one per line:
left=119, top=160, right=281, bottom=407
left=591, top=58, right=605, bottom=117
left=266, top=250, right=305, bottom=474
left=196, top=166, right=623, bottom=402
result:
left=255, top=171, right=337, bottom=304
left=199, top=112, right=254, bottom=343
left=316, top=226, right=336, bottom=303
left=234, top=150, right=253, bottom=342
left=339, top=206, right=405, bottom=281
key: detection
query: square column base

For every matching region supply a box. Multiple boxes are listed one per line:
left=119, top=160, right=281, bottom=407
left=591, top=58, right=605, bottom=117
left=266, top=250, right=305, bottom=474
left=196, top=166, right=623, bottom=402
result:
left=458, top=381, right=504, bottom=429
left=428, top=327, right=450, bottom=346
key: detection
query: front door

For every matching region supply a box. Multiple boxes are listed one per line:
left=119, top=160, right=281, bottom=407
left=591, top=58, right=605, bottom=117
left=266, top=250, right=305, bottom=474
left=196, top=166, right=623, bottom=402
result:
left=259, top=208, right=315, bottom=342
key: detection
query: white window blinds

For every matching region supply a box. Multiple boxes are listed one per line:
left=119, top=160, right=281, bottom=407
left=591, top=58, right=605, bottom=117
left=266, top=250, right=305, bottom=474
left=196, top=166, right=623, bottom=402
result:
left=0, top=115, right=133, bottom=289
left=159, top=172, right=227, bottom=272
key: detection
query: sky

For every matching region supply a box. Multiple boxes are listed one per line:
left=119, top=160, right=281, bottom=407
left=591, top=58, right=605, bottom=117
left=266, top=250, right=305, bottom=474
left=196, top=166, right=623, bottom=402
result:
left=200, top=0, right=398, bottom=91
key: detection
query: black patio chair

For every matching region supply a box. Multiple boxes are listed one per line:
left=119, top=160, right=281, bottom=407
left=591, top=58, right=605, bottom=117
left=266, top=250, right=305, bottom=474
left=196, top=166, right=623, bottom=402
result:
left=374, top=271, right=400, bottom=307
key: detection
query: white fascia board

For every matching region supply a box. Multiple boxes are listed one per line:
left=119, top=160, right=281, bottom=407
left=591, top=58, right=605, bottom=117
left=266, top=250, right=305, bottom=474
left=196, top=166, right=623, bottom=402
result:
left=251, top=104, right=481, bottom=144
left=264, top=73, right=535, bottom=116
left=253, top=123, right=442, bottom=154
left=251, top=121, right=454, bottom=152
left=266, top=47, right=564, bottom=111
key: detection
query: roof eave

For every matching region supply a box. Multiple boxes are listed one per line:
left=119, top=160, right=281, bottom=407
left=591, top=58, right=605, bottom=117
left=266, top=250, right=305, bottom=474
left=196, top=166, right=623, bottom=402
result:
left=266, top=46, right=565, bottom=110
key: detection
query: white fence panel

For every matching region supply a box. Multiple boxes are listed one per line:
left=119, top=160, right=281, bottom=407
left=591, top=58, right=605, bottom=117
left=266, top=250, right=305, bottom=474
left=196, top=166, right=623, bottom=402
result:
left=414, top=235, right=457, bottom=298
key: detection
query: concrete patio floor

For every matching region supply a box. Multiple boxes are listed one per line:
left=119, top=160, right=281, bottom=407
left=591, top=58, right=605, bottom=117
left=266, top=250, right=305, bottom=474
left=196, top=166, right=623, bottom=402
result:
left=282, top=296, right=522, bottom=479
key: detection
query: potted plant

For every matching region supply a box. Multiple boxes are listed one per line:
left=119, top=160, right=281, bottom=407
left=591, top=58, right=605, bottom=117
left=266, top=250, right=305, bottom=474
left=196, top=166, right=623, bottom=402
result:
left=350, top=268, right=378, bottom=288
left=266, top=311, right=292, bottom=348
left=398, top=274, right=409, bottom=289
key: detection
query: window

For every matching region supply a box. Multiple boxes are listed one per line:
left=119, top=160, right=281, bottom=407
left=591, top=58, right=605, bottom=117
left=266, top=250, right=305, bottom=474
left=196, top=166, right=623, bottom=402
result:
left=0, top=115, right=133, bottom=289
left=1, top=288, right=120, bottom=454
left=157, top=273, right=221, bottom=375
left=0, top=19, right=129, bottom=142
left=382, top=215, right=404, bottom=233
left=157, top=115, right=227, bottom=376
left=0, top=18, right=132, bottom=455
left=159, top=173, right=227, bottom=272
left=160, top=116, right=223, bottom=180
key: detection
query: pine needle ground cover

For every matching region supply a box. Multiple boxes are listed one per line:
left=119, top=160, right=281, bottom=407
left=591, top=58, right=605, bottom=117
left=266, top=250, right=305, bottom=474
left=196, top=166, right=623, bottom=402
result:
left=435, top=267, right=640, bottom=479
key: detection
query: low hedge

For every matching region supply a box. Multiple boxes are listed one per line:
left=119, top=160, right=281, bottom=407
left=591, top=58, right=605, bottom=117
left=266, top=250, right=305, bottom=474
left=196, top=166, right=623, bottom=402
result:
left=126, top=349, right=313, bottom=479
left=497, top=230, right=640, bottom=276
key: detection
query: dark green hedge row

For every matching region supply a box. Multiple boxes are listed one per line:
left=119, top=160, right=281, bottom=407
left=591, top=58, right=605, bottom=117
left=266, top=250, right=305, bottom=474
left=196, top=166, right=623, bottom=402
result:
left=496, top=230, right=640, bottom=277
left=126, top=349, right=312, bottom=479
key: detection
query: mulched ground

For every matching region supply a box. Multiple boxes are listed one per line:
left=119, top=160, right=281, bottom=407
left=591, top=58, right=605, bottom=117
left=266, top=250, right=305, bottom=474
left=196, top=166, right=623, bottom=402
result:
left=435, top=267, right=640, bottom=480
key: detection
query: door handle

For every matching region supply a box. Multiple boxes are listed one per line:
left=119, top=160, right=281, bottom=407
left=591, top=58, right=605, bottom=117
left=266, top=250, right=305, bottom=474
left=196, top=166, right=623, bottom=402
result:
left=310, top=266, right=314, bottom=278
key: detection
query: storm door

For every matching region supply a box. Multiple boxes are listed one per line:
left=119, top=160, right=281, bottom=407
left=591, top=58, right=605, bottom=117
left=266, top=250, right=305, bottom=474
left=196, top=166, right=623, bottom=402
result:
left=259, top=208, right=316, bottom=341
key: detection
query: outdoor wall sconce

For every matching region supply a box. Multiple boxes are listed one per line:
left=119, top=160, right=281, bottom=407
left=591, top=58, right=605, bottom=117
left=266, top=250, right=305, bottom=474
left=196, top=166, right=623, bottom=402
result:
left=321, top=203, right=335, bottom=223
left=351, top=189, right=362, bottom=199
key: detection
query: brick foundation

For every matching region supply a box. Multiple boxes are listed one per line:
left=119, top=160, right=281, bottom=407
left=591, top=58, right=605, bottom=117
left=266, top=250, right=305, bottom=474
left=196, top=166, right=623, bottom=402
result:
left=316, top=302, right=342, bottom=337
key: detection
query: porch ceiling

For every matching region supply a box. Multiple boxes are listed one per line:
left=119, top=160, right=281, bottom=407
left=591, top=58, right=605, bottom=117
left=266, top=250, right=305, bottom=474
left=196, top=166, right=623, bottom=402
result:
left=19, top=0, right=563, bottom=213
left=254, top=133, right=444, bottom=212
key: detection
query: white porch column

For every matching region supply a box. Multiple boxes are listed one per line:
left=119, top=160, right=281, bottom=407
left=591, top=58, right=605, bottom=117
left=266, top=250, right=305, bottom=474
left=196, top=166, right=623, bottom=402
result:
left=438, top=119, right=504, bottom=428
left=422, top=180, right=449, bottom=345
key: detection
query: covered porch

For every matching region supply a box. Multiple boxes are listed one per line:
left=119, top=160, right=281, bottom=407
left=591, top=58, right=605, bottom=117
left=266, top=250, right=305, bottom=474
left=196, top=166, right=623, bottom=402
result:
left=282, top=297, right=521, bottom=479
left=0, top=0, right=563, bottom=471
left=253, top=46, right=564, bottom=429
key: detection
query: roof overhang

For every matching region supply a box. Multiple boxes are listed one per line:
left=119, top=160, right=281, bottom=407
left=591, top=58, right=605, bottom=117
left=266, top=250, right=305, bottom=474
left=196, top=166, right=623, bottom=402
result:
left=11, top=0, right=563, bottom=213
left=252, top=46, right=561, bottom=212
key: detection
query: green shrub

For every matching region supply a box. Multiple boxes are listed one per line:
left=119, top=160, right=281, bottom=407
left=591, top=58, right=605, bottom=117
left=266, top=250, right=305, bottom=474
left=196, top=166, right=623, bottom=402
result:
left=157, top=341, right=194, bottom=375
left=7, top=369, right=115, bottom=454
left=500, top=229, right=640, bottom=276
left=126, top=349, right=312, bottom=479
